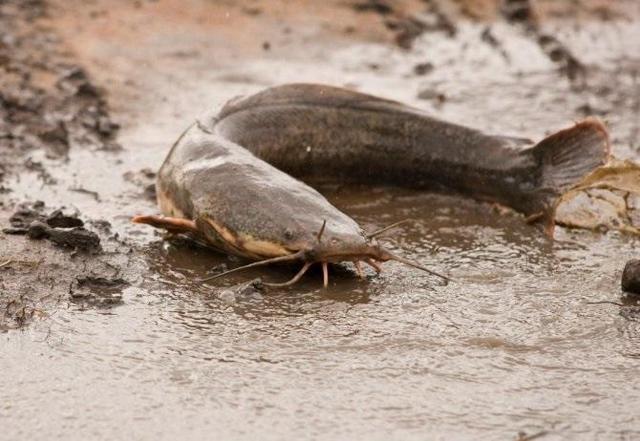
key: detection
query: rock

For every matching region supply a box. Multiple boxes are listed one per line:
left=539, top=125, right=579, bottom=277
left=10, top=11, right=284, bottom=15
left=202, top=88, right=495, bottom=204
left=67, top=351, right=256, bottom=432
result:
left=413, top=62, right=434, bottom=76
left=622, top=260, right=640, bottom=295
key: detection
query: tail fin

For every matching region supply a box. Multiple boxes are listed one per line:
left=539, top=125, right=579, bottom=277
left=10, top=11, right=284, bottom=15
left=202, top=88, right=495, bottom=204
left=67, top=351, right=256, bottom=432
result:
left=528, top=118, right=611, bottom=234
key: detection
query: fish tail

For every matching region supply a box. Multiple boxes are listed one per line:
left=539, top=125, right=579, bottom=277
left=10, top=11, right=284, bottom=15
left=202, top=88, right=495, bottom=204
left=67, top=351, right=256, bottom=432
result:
left=527, top=118, right=611, bottom=232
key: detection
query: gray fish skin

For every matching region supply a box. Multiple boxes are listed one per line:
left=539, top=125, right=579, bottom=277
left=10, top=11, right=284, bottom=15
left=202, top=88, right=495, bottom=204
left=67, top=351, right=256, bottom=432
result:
left=157, top=121, right=378, bottom=261
left=210, top=83, right=610, bottom=217
left=154, top=83, right=610, bottom=262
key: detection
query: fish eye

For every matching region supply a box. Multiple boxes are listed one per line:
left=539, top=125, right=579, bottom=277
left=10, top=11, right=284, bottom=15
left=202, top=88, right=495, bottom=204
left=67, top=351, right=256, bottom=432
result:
left=284, top=228, right=295, bottom=240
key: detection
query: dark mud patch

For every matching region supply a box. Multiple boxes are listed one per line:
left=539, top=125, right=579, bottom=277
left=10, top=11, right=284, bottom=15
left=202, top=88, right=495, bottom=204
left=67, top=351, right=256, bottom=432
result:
left=69, top=275, right=129, bottom=307
left=501, top=0, right=586, bottom=83
left=4, top=200, right=82, bottom=231
left=3, top=202, right=99, bottom=251
left=0, top=0, right=119, bottom=187
left=26, top=221, right=101, bottom=251
left=387, top=1, right=457, bottom=49
left=0, top=0, right=125, bottom=329
left=352, top=0, right=394, bottom=16
left=351, top=0, right=456, bottom=49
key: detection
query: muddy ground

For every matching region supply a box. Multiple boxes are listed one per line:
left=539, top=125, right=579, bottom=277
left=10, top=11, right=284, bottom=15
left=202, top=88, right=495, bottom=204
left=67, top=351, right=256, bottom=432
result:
left=1, top=1, right=640, bottom=440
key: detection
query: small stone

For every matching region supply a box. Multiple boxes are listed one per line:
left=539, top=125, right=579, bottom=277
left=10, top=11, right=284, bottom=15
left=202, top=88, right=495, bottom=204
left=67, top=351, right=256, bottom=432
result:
left=219, top=290, right=236, bottom=305
left=622, top=259, right=640, bottom=295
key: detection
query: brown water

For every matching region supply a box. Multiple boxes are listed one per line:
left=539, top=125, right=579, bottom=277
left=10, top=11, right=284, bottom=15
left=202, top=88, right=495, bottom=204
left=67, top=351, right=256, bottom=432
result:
left=2, top=2, right=640, bottom=440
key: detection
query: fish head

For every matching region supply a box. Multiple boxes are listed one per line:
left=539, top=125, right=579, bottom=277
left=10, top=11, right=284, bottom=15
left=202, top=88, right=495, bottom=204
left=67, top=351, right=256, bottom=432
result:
left=301, top=221, right=385, bottom=264
left=200, top=207, right=391, bottom=264
left=199, top=213, right=451, bottom=287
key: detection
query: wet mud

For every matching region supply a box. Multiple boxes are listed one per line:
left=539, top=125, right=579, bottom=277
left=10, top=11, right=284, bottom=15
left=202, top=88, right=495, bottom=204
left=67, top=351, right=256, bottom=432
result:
left=1, top=0, right=640, bottom=440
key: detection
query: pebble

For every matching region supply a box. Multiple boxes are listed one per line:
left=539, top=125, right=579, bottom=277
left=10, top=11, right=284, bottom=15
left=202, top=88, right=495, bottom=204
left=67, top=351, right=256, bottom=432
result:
left=621, top=259, right=640, bottom=295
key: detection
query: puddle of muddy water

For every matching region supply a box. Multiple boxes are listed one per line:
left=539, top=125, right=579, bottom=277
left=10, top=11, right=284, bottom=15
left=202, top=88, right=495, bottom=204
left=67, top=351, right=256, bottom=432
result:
left=2, top=2, right=640, bottom=441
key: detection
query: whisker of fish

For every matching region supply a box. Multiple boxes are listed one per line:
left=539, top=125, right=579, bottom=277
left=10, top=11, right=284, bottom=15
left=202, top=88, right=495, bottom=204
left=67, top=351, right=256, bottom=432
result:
left=263, top=262, right=313, bottom=287
left=198, top=251, right=304, bottom=282
left=365, top=258, right=382, bottom=273
left=366, top=219, right=412, bottom=239
left=316, top=219, right=327, bottom=242
left=384, top=251, right=453, bottom=283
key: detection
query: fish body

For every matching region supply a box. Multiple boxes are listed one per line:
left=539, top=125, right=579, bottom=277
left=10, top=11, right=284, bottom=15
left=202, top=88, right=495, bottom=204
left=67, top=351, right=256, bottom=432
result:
left=134, top=84, right=611, bottom=285
left=211, top=84, right=609, bottom=218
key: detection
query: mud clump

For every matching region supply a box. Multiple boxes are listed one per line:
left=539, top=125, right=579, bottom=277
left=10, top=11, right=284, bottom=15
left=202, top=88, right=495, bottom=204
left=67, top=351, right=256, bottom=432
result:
left=5, top=201, right=84, bottom=231
left=27, top=221, right=101, bottom=251
left=622, top=260, right=640, bottom=296
left=3, top=201, right=101, bottom=252
left=46, top=208, right=86, bottom=228
left=352, top=0, right=394, bottom=15
left=4, top=200, right=48, bottom=231
left=5, top=201, right=81, bottom=230
left=413, top=62, right=434, bottom=76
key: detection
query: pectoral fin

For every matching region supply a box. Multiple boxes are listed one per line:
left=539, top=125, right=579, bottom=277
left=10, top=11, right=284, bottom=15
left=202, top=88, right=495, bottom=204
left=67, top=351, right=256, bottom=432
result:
left=132, top=215, right=198, bottom=234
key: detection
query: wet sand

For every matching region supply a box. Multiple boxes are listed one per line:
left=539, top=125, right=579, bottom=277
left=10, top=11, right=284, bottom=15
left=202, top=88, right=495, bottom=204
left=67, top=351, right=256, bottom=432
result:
left=1, top=1, right=640, bottom=440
